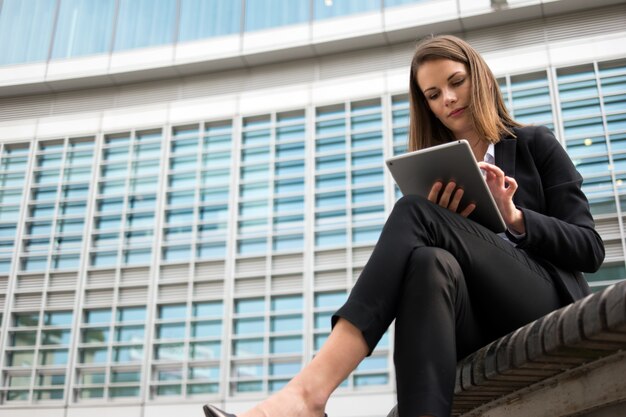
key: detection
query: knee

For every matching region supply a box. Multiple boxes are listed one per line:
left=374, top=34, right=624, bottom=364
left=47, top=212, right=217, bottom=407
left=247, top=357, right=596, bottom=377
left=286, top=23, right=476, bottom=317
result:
left=393, top=194, right=439, bottom=221
left=395, top=194, right=427, bottom=211
left=405, top=247, right=463, bottom=292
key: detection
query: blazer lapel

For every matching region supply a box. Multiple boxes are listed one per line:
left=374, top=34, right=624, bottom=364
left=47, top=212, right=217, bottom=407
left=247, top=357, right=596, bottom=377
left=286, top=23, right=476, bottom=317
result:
left=495, top=135, right=516, bottom=178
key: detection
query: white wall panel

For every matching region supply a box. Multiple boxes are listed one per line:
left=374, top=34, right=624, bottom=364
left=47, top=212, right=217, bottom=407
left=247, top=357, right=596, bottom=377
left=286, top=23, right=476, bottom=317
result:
left=242, top=25, right=310, bottom=55
left=312, top=74, right=386, bottom=106
left=239, top=85, right=310, bottom=115
left=384, top=0, right=458, bottom=29
left=169, top=96, right=238, bottom=125
left=101, top=105, right=169, bottom=132
left=484, top=45, right=550, bottom=76
left=109, top=46, right=175, bottom=75
left=36, top=114, right=101, bottom=139
left=174, top=35, right=241, bottom=64
left=459, top=0, right=493, bottom=17
left=312, top=12, right=382, bottom=44
left=386, top=68, right=408, bottom=95
left=0, top=62, right=47, bottom=88
left=144, top=403, right=205, bottom=417
left=0, top=120, right=37, bottom=143
left=66, top=406, right=143, bottom=417
left=0, top=408, right=66, bottom=417
left=547, top=33, right=626, bottom=68
left=46, top=56, right=110, bottom=82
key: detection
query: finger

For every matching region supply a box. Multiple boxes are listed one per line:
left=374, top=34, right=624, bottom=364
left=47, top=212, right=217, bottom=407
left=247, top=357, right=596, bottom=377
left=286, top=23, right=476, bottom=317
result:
left=491, top=165, right=506, bottom=188
left=505, top=176, right=518, bottom=192
left=448, top=187, right=464, bottom=212
left=438, top=182, right=456, bottom=208
left=428, top=181, right=442, bottom=203
left=459, top=202, right=476, bottom=217
left=480, top=162, right=504, bottom=180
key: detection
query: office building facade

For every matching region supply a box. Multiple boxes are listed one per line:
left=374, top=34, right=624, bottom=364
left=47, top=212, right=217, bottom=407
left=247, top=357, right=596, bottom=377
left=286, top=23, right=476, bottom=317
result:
left=0, top=0, right=625, bottom=416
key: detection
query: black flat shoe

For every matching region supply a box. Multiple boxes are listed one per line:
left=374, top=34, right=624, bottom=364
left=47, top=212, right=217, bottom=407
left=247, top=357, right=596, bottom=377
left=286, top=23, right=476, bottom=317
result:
left=203, top=404, right=328, bottom=417
left=203, top=405, right=236, bottom=417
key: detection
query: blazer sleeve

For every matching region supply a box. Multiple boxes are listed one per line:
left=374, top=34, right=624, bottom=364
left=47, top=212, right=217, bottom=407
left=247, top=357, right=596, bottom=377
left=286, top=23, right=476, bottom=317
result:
left=511, top=126, right=605, bottom=273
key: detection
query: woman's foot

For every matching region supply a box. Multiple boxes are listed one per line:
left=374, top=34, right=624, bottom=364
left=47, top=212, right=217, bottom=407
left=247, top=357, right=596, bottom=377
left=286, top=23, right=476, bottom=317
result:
left=240, top=378, right=327, bottom=417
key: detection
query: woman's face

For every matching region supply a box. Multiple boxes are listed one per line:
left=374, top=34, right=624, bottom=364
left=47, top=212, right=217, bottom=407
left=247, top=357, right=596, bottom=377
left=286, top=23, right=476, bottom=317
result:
left=416, top=58, right=472, bottom=139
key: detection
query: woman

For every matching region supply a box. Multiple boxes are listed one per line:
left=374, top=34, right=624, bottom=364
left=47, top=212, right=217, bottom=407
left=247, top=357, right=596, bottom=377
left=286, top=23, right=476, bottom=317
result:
left=205, top=35, right=604, bottom=417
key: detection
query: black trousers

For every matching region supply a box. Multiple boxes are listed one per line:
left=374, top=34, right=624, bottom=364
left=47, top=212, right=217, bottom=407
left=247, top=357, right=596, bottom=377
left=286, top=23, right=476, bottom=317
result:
left=332, top=195, right=564, bottom=417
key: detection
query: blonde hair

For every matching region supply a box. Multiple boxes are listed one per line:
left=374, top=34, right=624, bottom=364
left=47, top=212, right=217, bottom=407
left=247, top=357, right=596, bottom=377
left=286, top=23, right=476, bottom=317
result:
left=408, top=35, right=521, bottom=151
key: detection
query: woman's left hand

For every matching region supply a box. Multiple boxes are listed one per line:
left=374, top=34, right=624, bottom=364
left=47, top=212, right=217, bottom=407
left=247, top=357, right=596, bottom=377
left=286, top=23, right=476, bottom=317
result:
left=477, top=161, right=525, bottom=234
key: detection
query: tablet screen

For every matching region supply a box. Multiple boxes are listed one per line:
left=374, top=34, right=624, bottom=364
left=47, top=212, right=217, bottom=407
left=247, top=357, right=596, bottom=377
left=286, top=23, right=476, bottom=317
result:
left=385, top=140, right=506, bottom=233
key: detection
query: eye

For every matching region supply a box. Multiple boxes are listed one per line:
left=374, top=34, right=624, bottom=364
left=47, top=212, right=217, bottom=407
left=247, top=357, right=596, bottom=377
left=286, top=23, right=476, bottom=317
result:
left=452, top=78, right=465, bottom=86
left=428, top=92, right=440, bottom=100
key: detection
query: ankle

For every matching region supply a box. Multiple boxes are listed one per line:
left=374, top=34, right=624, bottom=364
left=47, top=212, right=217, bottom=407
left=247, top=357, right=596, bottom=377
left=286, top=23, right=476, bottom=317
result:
left=285, top=376, right=328, bottom=414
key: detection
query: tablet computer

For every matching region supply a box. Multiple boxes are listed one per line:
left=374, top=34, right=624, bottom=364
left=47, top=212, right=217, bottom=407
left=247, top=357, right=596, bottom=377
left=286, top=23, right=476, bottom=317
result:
left=385, top=140, right=506, bottom=233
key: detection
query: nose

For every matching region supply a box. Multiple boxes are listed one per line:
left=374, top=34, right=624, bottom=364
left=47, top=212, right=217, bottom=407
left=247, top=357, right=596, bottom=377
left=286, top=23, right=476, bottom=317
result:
left=443, top=88, right=457, bottom=106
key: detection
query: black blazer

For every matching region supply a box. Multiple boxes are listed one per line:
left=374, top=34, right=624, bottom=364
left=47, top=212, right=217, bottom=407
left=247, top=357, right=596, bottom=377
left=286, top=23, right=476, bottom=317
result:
left=494, top=125, right=605, bottom=302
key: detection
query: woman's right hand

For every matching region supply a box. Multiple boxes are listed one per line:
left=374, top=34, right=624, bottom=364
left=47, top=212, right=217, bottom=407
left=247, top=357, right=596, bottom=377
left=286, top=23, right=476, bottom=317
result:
left=427, top=181, right=476, bottom=217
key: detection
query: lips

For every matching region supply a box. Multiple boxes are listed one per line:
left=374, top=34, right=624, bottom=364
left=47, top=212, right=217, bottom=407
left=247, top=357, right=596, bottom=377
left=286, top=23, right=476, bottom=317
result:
left=448, top=106, right=467, bottom=117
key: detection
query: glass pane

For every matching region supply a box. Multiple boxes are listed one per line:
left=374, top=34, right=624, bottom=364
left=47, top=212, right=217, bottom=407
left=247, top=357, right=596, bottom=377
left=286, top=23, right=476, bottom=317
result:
left=111, top=370, right=141, bottom=383
left=82, top=328, right=109, bottom=344
left=39, top=349, right=68, bottom=365
left=114, top=0, right=176, bottom=51
left=270, top=361, right=301, bottom=376
left=314, top=0, right=379, bottom=20
left=158, top=304, right=187, bottom=320
left=270, top=336, right=302, bottom=354
left=193, top=301, right=223, bottom=317
left=42, top=329, right=71, bottom=345
left=113, top=346, right=143, bottom=362
left=273, top=234, right=304, bottom=251
left=85, top=309, right=112, bottom=324
left=179, top=0, right=241, bottom=40
left=271, top=295, right=302, bottom=311
left=78, top=388, right=104, bottom=398
left=315, top=291, right=347, bottom=308
left=156, top=385, right=181, bottom=396
left=244, top=0, right=308, bottom=32
left=233, top=362, right=264, bottom=377
left=189, top=365, right=220, bottom=380
left=80, top=348, right=108, bottom=364
left=191, top=321, right=222, bottom=338
left=271, top=315, right=302, bottom=332
left=118, top=307, right=146, bottom=322
left=233, top=338, right=264, bottom=356
left=190, top=341, right=221, bottom=360
left=187, top=383, right=219, bottom=394
left=275, top=178, right=304, bottom=194
left=154, top=343, right=184, bottom=360
left=110, top=386, right=140, bottom=397
left=116, top=326, right=145, bottom=343
left=157, top=323, right=186, bottom=339
left=235, top=298, right=265, bottom=314
left=585, top=263, right=626, bottom=283
left=12, top=331, right=37, bottom=346
left=234, top=317, right=265, bottom=335
left=0, top=0, right=56, bottom=65
left=238, top=238, right=267, bottom=255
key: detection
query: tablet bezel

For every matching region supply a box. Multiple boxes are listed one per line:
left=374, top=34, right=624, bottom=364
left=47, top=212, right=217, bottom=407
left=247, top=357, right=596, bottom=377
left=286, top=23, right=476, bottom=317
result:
left=385, top=140, right=506, bottom=233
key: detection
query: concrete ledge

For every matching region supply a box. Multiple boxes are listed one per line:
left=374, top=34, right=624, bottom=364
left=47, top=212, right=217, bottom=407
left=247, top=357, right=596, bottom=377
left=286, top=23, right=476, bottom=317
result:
left=386, top=280, right=626, bottom=417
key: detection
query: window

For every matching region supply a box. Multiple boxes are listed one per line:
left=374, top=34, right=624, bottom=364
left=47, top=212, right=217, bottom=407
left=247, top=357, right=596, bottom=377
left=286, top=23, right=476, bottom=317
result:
left=314, top=0, right=379, bottom=20
left=179, top=0, right=241, bottom=40
left=51, top=0, right=116, bottom=59
left=0, top=0, right=56, bottom=65
left=244, top=0, right=308, bottom=32
left=114, top=0, right=176, bottom=51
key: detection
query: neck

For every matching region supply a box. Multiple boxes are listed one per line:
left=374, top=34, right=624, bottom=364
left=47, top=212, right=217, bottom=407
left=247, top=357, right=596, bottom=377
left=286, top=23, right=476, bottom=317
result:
left=457, top=131, right=487, bottom=161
